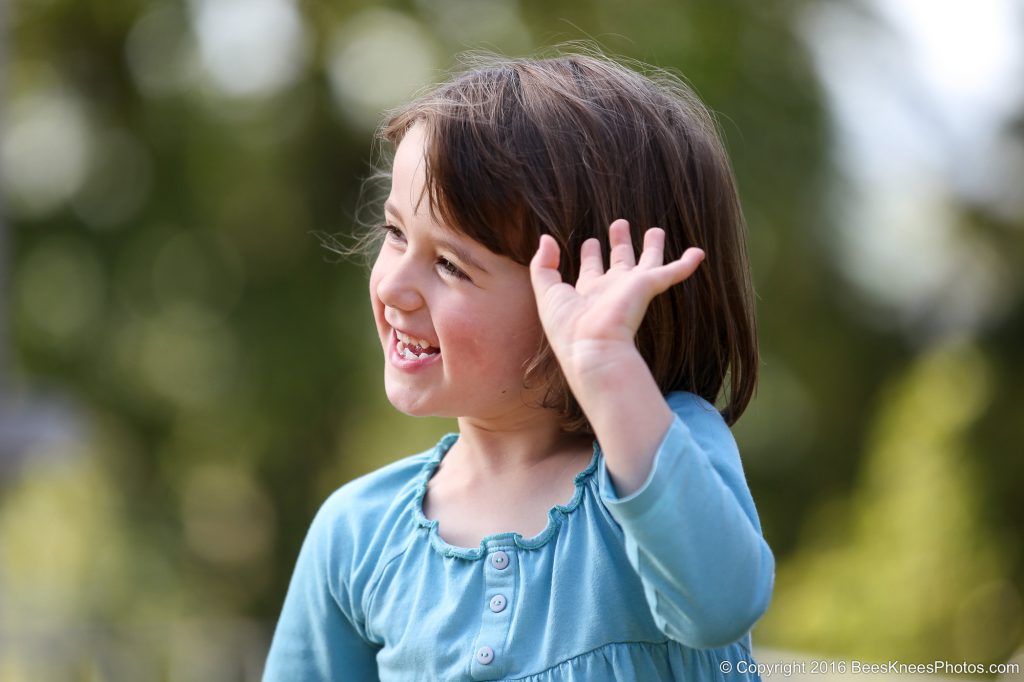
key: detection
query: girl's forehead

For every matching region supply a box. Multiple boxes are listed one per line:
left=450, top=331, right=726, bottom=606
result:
left=387, top=126, right=434, bottom=223
left=392, top=123, right=430, bottom=181
left=386, top=122, right=528, bottom=274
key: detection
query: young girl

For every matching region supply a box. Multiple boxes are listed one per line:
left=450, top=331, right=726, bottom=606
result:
left=263, top=47, right=774, bottom=681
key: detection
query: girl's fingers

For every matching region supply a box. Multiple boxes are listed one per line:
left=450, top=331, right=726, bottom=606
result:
left=577, top=237, right=604, bottom=286
left=534, top=228, right=703, bottom=309
left=529, top=234, right=565, bottom=295
left=650, top=247, right=705, bottom=292
left=637, top=227, right=666, bottom=269
left=608, top=219, right=636, bottom=269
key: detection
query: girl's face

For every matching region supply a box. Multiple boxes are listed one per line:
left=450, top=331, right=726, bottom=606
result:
left=369, top=122, right=545, bottom=420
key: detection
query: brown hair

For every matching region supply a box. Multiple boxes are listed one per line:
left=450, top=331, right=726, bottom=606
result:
left=325, top=43, right=759, bottom=433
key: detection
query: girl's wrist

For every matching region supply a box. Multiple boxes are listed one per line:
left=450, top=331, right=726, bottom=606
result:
left=559, top=341, right=652, bottom=400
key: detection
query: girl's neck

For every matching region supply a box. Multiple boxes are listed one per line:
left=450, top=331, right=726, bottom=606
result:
left=448, top=416, right=593, bottom=485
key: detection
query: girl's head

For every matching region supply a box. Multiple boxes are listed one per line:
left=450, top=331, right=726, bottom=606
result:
left=346, top=45, right=758, bottom=434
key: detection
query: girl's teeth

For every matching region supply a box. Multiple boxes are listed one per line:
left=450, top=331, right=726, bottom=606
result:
left=397, top=340, right=438, bottom=360
left=397, top=330, right=435, bottom=349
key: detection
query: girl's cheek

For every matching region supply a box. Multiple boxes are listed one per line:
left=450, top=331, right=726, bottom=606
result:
left=446, top=313, right=537, bottom=379
left=442, top=315, right=506, bottom=378
left=442, top=314, right=482, bottom=356
left=368, top=268, right=386, bottom=330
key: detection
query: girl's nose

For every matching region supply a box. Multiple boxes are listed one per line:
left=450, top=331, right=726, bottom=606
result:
left=375, top=263, right=425, bottom=312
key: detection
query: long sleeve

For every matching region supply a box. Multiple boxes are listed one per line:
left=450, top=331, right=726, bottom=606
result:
left=262, top=489, right=381, bottom=681
left=596, top=392, right=775, bottom=650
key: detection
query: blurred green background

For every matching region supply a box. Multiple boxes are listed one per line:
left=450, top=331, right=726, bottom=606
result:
left=1, top=0, right=1023, bottom=679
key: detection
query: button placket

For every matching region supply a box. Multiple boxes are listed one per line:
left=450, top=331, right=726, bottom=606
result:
left=490, top=550, right=509, bottom=570
left=469, top=545, right=517, bottom=679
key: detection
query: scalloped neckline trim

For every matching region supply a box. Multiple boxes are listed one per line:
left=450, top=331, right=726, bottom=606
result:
left=411, top=432, right=601, bottom=560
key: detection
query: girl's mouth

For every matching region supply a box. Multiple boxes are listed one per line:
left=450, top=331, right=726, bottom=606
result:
left=389, top=329, right=442, bottom=371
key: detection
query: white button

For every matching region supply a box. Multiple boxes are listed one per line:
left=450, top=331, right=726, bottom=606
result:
left=476, top=645, right=494, bottom=665
left=489, top=594, right=507, bottom=613
left=490, top=551, right=509, bottom=569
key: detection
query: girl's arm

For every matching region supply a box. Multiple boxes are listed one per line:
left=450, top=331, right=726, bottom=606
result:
left=529, top=221, right=774, bottom=649
left=583, top=359, right=775, bottom=649
left=263, top=490, right=380, bottom=681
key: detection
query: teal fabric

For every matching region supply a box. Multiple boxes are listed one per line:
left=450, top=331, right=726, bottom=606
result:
left=263, top=390, right=775, bottom=681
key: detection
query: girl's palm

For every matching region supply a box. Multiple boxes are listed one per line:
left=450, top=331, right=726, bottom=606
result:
left=529, top=219, right=705, bottom=375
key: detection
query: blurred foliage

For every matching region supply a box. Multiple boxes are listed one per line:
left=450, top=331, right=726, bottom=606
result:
left=1, top=0, right=1022, bottom=678
left=757, top=338, right=1023, bottom=663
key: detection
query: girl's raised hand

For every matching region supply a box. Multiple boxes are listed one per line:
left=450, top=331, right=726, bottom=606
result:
left=529, top=218, right=705, bottom=382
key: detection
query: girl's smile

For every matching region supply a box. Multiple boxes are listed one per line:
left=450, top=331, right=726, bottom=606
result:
left=388, top=327, right=442, bottom=371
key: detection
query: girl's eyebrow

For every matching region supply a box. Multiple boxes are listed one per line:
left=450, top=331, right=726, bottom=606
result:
left=384, top=199, right=491, bottom=275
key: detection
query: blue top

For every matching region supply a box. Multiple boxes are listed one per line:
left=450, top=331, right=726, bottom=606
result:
left=263, top=390, right=775, bottom=681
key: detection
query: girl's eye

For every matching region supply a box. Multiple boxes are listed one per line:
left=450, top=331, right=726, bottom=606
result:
left=378, top=224, right=469, bottom=281
left=380, top=223, right=403, bottom=244
left=437, top=258, right=467, bottom=280
left=380, top=223, right=404, bottom=243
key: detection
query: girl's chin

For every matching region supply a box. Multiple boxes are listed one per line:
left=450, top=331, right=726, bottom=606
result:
left=384, top=386, right=446, bottom=417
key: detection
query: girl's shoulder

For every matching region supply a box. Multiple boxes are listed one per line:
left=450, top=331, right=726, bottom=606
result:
left=665, top=390, right=734, bottom=440
left=666, top=389, right=722, bottom=417
left=300, top=438, right=450, bottom=595
left=318, top=441, right=444, bottom=524
left=661, top=389, right=747, bottom=486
